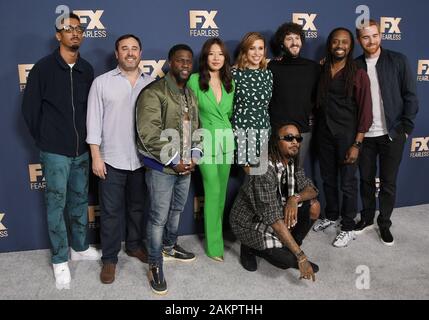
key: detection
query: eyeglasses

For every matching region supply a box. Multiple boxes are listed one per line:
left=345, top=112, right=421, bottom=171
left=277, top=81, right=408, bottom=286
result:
left=60, top=25, right=85, bottom=34
left=279, top=134, right=303, bottom=143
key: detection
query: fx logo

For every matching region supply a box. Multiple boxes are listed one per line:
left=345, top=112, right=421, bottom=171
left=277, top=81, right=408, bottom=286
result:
left=139, top=60, right=166, bottom=79
left=292, top=13, right=317, bottom=31
left=193, top=196, right=205, bottom=220
left=0, top=213, right=6, bottom=231
left=18, top=64, right=34, bottom=91
left=73, top=10, right=105, bottom=29
left=88, top=205, right=100, bottom=223
left=18, top=64, right=34, bottom=84
left=380, top=17, right=401, bottom=34
left=29, top=164, right=44, bottom=182
left=417, top=60, right=429, bottom=75
left=411, top=137, right=429, bottom=152
left=189, top=10, right=218, bottom=29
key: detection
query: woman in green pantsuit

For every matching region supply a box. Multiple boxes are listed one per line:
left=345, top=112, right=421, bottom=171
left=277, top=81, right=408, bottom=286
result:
left=188, top=38, right=235, bottom=261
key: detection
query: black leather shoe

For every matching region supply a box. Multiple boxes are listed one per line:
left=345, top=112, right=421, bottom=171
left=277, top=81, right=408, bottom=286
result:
left=354, top=220, right=375, bottom=235
left=240, top=244, right=257, bottom=272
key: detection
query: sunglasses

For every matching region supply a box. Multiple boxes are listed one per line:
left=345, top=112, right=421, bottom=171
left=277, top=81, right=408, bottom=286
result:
left=279, top=134, right=303, bottom=143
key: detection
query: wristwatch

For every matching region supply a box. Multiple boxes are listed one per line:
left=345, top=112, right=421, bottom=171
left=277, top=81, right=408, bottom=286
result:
left=352, top=141, right=362, bottom=149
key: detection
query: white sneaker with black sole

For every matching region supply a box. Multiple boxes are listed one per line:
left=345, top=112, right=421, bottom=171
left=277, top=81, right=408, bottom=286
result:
left=332, top=230, right=356, bottom=247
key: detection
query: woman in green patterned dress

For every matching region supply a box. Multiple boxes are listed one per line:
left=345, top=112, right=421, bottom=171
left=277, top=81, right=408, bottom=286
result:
left=232, top=32, right=273, bottom=173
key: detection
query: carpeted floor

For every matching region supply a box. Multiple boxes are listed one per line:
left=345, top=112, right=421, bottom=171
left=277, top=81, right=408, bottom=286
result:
left=1, top=204, right=428, bottom=300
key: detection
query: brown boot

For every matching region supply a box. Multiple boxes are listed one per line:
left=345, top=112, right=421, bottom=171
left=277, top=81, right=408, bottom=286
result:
left=125, top=248, right=148, bottom=263
left=100, top=263, right=116, bottom=284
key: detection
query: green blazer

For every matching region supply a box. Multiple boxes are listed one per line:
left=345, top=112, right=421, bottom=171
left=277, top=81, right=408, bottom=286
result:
left=187, top=73, right=235, bottom=156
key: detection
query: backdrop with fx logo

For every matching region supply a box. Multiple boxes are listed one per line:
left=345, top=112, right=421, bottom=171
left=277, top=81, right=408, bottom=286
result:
left=0, top=0, right=428, bottom=252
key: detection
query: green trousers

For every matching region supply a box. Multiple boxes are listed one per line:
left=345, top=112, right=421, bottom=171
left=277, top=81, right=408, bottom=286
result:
left=199, top=157, right=231, bottom=258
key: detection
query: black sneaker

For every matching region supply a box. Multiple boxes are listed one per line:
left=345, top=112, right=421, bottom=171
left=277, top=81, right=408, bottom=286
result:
left=240, top=244, right=257, bottom=272
left=379, top=227, right=394, bottom=246
left=354, top=220, right=375, bottom=235
left=162, top=244, right=196, bottom=262
left=148, top=264, right=167, bottom=295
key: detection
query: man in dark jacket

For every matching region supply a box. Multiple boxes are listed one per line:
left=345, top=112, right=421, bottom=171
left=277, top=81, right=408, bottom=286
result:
left=354, top=19, right=419, bottom=245
left=22, top=13, right=100, bottom=290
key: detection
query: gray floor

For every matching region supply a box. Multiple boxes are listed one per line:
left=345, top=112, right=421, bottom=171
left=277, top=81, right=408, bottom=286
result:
left=1, top=204, right=429, bottom=300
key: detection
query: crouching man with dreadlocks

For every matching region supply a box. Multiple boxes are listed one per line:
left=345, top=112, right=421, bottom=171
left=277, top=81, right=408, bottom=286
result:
left=230, top=122, right=320, bottom=281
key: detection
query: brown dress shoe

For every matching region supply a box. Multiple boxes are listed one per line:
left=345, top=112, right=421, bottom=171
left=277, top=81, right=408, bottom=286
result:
left=125, top=248, right=148, bottom=263
left=100, top=263, right=116, bottom=284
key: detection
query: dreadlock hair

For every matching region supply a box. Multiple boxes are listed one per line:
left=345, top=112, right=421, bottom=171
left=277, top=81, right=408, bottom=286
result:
left=317, top=27, right=357, bottom=107
left=268, top=121, right=301, bottom=168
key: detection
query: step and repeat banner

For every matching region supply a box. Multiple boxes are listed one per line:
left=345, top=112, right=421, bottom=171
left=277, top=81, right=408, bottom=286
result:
left=0, top=0, right=428, bottom=252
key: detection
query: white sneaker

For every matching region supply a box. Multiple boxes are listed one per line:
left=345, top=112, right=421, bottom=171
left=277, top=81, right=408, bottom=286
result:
left=332, top=231, right=356, bottom=247
left=53, top=262, right=71, bottom=290
left=70, top=246, right=101, bottom=261
left=313, top=218, right=336, bottom=232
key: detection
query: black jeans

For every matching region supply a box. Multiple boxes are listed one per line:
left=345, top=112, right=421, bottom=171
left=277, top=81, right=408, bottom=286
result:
left=359, top=134, right=406, bottom=229
left=99, top=164, right=146, bottom=264
left=318, top=122, right=358, bottom=231
left=255, top=201, right=313, bottom=269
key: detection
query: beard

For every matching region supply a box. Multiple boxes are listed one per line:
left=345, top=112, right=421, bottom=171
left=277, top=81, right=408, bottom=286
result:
left=364, top=44, right=380, bottom=55
left=172, top=70, right=188, bottom=85
left=331, top=49, right=347, bottom=62
left=70, top=44, right=80, bottom=52
left=283, top=46, right=301, bottom=58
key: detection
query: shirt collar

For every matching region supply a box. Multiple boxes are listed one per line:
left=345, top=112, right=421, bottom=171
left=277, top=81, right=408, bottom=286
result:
left=113, top=65, right=147, bottom=78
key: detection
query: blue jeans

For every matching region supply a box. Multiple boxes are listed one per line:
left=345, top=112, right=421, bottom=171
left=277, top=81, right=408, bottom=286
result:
left=40, top=151, right=89, bottom=264
left=145, top=169, right=191, bottom=266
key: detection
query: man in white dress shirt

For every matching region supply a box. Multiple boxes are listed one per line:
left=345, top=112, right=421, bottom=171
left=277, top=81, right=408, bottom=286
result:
left=86, top=34, right=154, bottom=284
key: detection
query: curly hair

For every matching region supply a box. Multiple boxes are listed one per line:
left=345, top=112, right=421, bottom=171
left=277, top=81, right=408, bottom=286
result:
left=270, top=22, right=305, bottom=57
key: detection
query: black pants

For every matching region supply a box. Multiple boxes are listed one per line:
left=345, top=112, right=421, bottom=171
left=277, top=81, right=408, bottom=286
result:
left=255, top=201, right=313, bottom=269
left=317, top=122, right=358, bottom=231
left=359, top=134, right=406, bottom=229
left=99, top=164, right=146, bottom=264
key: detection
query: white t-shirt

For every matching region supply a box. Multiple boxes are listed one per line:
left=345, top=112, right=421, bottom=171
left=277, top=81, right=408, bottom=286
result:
left=365, top=56, right=388, bottom=137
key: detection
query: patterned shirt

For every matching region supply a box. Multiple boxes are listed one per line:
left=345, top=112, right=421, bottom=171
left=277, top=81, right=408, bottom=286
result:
left=231, top=68, right=273, bottom=164
left=230, top=160, right=317, bottom=250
